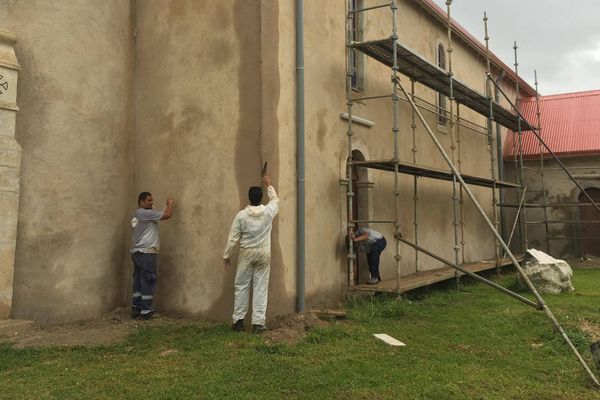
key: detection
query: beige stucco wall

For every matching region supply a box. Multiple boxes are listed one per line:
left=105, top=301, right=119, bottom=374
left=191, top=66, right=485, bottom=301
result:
left=0, top=1, right=135, bottom=324
left=505, top=156, right=600, bottom=258
left=133, top=0, right=298, bottom=320
left=0, top=29, right=20, bottom=319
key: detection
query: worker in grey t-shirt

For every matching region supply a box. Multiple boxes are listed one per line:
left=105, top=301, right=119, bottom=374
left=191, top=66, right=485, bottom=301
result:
left=130, top=192, right=174, bottom=319
left=353, top=226, right=387, bottom=285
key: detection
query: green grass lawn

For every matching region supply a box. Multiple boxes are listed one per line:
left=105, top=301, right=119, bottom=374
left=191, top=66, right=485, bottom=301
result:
left=1, top=269, right=599, bottom=399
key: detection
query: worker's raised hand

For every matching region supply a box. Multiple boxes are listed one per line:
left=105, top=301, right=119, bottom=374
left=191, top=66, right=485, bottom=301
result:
left=223, top=258, right=231, bottom=270
left=262, top=175, right=272, bottom=187
left=166, top=196, right=174, bottom=206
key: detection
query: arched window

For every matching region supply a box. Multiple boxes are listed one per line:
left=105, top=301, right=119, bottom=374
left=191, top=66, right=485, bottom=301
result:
left=437, top=43, right=448, bottom=126
left=350, top=0, right=365, bottom=91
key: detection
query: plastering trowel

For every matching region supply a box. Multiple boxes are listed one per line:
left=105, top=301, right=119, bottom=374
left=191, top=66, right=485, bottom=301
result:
left=261, top=161, right=268, bottom=177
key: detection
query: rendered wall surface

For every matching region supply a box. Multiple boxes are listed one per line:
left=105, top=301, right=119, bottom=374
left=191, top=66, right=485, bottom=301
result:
left=133, top=0, right=297, bottom=320
left=505, top=156, right=600, bottom=259
left=0, top=1, right=134, bottom=324
left=0, top=29, right=20, bottom=319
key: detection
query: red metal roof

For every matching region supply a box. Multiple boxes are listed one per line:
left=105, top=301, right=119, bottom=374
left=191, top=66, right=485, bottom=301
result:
left=504, top=90, right=600, bottom=159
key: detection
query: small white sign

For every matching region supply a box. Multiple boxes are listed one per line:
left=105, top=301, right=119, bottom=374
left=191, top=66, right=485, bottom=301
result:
left=373, top=333, right=406, bottom=347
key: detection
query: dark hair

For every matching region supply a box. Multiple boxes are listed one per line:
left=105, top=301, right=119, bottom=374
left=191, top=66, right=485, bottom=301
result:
left=138, top=192, right=152, bottom=204
left=248, top=186, right=263, bottom=206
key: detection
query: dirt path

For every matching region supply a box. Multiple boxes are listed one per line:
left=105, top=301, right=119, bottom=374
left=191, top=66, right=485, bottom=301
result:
left=1, top=309, right=338, bottom=349
left=2, top=308, right=146, bottom=349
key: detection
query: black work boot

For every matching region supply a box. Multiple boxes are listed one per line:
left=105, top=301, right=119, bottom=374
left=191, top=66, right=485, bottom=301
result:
left=253, top=324, right=267, bottom=334
left=232, top=319, right=244, bottom=332
left=139, top=310, right=154, bottom=320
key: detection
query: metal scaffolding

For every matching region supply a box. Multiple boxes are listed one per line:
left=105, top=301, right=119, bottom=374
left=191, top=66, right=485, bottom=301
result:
left=344, top=0, right=599, bottom=386
left=492, top=68, right=600, bottom=256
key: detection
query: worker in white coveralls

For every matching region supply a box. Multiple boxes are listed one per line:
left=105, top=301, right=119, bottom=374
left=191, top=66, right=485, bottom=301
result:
left=223, top=175, right=279, bottom=334
left=130, top=192, right=174, bottom=320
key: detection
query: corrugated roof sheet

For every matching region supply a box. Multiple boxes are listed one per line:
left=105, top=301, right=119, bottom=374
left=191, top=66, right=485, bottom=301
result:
left=503, top=90, right=600, bottom=159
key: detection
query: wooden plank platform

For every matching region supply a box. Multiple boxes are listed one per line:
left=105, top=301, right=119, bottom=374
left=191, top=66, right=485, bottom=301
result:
left=354, top=256, right=522, bottom=294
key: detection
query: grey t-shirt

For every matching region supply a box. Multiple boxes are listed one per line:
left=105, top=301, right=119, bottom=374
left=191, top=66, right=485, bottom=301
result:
left=130, top=208, right=163, bottom=253
left=356, top=227, right=383, bottom=253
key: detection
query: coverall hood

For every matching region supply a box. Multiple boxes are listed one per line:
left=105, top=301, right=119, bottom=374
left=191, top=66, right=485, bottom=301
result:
left=245, top=204, right=266, bottom=217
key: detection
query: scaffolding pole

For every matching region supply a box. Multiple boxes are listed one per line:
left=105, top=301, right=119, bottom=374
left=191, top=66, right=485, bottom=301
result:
left=534, top=71, right=551, bottom=253
left=457, top=104, right=466, bottom=261
left=391, top=0, right=402, bottom=293
left=501, top=187, right=527, bottom=262
left=445, top=1, right=461, bottom=288
left=483, top=13, right=501, bottom=271
left=396, top=76, right=600, bottom=388
left=513, top=41, right=528, bottom=251
left=345, top=1, right=356, bottom=287
left=411, top=79, right=420, bottom=273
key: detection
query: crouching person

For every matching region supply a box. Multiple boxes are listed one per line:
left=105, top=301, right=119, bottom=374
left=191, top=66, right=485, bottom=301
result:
left=353, top=226, right=387, bottom=285
left=223, top=175, right=279, bottom=333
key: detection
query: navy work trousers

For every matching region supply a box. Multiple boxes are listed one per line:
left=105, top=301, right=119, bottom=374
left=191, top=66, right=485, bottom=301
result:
left=367, top=237, right=387, bottom=280
left=131, top=252, right=158, bottom=315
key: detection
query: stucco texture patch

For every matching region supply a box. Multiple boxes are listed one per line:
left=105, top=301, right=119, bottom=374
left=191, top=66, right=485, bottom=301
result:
left=1, top=0, right=134, bottom=324
left=134, top=0, right=280, bottom=321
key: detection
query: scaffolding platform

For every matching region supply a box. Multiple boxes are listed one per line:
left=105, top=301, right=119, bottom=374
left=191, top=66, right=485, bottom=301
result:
left=352, top=38, right=535, bottom=132
left=354, top=159, right=520, bottom=189
left=354, top=255, right=523, bottom=294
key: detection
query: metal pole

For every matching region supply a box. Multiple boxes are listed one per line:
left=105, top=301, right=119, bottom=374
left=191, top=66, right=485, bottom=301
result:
left=501, top=187, right=528, bottom=262
left=483, top=13, right=501, bottom=271
left=295, top=0, right=305, bottom=313
left=447, top=0, right=461, bottom=289
left=391, top=0, right=402, bottom=292
left=345, top=1, right=356, bottom=287
left=396, top=78, right=600, bottom=388
left=411, top=79, right=419, bottom=273
left=513, top=41, right=528, bottom=251
left=535, top=71, right=550, bottom=253
left=457, top=105, right=466, bottom=262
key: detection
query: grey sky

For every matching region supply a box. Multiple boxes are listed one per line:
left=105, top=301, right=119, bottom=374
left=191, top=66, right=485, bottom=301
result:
left=431, top=0, right=600, bottom=95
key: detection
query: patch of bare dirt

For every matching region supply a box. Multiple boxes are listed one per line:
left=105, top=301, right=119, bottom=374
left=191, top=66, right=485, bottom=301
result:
left=1, top=309, right=341, bottom=349
left=2, top=308, right=161, bottom=349
left=581, top=320, right=600, bottom=341
left=262, top=311, right=333, bottom=345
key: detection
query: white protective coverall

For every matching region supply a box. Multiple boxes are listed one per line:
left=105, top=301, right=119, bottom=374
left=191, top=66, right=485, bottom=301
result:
left=223, top=185, right=279, bottom=325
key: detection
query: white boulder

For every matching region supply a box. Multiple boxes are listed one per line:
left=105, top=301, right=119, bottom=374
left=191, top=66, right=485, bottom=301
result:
left=518, top=249, right=575, bottom=294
